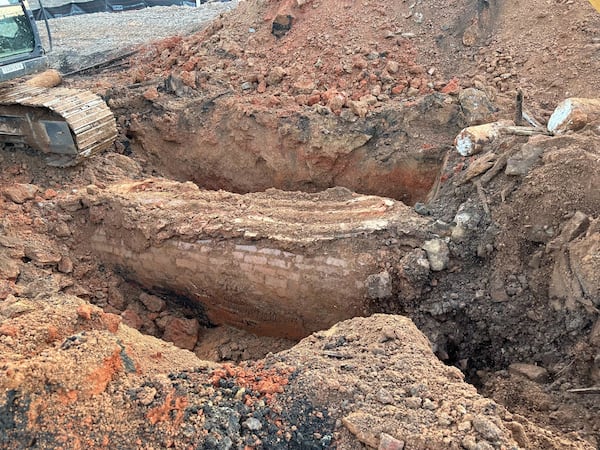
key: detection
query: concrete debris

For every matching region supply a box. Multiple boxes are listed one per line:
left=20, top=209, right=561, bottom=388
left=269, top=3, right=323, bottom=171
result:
left=454, top=120, right=513, bottom=156
left=547, top=98, right=600, bottom=134
left=458, top=88, right=498, bottom=126
left=421, top=239, right=449, bottom=271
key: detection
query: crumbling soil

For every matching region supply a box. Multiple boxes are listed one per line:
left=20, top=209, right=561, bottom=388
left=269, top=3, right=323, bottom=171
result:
left=1, top=0, right=600, bottom=448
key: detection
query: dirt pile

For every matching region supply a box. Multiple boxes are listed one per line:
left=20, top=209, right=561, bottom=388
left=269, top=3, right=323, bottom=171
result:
left=90, top=0, right=502, bottom=203
left=1, top=295, right=592, bottom=449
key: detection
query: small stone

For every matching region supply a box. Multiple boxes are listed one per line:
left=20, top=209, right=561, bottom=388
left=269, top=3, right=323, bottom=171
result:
left=243, top=417, right=262, bottom=431
left=378, top=433, right=405, bottom=450
left=101, top=312, right=121, bottom=333
left=139, top=292, right=166, bottom=313
left=505, top=139, right=546, bottom=176
left=505, top=421, right=529, bottom=448
left=422, top=398, right=437, bottom=410
left=143, top=87, right=159, bottom=101
left=54, top=221, right=71, bottom=238
left=24, top=246, right=62, bottom=265
left=461, top=435, right=477, bottom=450
left=459, top=88, right=497, bottom=126
left=421, top=239, right=449, bottom=271
left=162, top=316, right=200, bottom=350
left=360, top=94, right=378, bottom=106
left=379, top=326, right=398, bottom=342
left=58, top=256, right=73, bottom=274
left=348, top=100, right=369, bottom=118
left=560, top=211, right=590, bottom=243
left=472, top=416, right=502, bottom=442
left=462, top=24, right=479, bottom=47
left=0, top=323, right=18, bottom=337
left=0, top=255, right=19, bottom=280
left=457, top=420, right=472, bottom=432
left=121, top=308, right=144, bottom=330
left=292, top=78, right=316, bottom=95
left=108, top=285, right=127, bottom=311
left=404, top=397, right=422, bottom=409
left=137, top=386, right=157, bottom=406
left=376, top=388, right=394, bottom=405
left=2, top=183, right=38, bottom=204
left=266, top=66, right=286, bottom=86
left=508, top=363, right=549, bottom=383
left=406, top=87, right=419, bottom=97
left=76, top=303, right=94, bottom=321
left=414, top=202, right=430, bottom=215
left=386, top=61, right=399, bottom=74
left=241, top=82, right=254, bottom=91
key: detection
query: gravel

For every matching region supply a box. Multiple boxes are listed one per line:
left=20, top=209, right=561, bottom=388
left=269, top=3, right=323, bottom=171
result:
left=37, top=2, right=238, bottom=72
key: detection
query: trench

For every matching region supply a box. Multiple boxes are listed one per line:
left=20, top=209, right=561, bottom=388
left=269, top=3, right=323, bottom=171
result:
left=90, top=92, right=501, bottom=381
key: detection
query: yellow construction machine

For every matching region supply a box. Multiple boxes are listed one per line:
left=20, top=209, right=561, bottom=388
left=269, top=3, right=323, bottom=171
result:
left=0, top=0, right=116, bottom=166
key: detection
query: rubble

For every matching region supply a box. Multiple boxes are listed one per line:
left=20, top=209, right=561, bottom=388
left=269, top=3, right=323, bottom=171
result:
left=548, top=98, right=600, bottom=134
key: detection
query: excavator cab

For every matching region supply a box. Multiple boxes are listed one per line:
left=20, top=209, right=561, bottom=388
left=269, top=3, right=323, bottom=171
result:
left=0, top=0, right=47, bottom=82
left=0, top=0, right=117, bottom=166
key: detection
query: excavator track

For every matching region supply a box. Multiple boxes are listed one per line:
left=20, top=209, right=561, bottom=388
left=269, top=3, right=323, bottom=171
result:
left=0, top=84, right=117, bottom=167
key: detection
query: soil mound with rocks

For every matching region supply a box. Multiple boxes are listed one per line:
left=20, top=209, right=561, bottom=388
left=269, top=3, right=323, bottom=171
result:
left=1, top=0, right=600, bottom=448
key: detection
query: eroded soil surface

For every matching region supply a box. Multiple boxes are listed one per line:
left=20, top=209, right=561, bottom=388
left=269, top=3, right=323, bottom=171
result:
left=1, top=0, right=600, bottom=448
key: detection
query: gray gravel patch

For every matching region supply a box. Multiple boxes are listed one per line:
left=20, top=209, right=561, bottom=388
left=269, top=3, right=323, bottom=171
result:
left=38, top=2, right=238, bottom=72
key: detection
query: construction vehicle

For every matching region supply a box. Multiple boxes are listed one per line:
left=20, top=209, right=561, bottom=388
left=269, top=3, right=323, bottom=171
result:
left=0, top=0, right=116, bottom=166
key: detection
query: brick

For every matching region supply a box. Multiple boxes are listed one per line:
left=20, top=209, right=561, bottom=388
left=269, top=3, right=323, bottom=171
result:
left=268, top=258, right=289, bottom=269
left=209, top=257, right=229, bottom=266
left=258, top=248, right=281, bottom=256
left=244, top=254, right=268, bottom=265
left=175, top=241, right=195, bottom=251
left=235, top=244, right=257, bottom=252
left=254, top=265, right=281, bottom=278
left=326, top=257, right=348, bottom=267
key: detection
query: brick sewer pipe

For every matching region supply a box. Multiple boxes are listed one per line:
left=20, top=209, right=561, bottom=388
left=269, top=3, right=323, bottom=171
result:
left=63, top=179, right=430, bottom=339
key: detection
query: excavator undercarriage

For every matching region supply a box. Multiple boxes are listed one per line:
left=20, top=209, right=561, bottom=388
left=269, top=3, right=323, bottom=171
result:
left=0, top=84, right=117, bottom=166
left=0, top=0, right=117, bottom=166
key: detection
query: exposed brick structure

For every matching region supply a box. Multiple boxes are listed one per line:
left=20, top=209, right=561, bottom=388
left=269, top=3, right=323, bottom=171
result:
left=70, top=180, right=429, bottom=339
